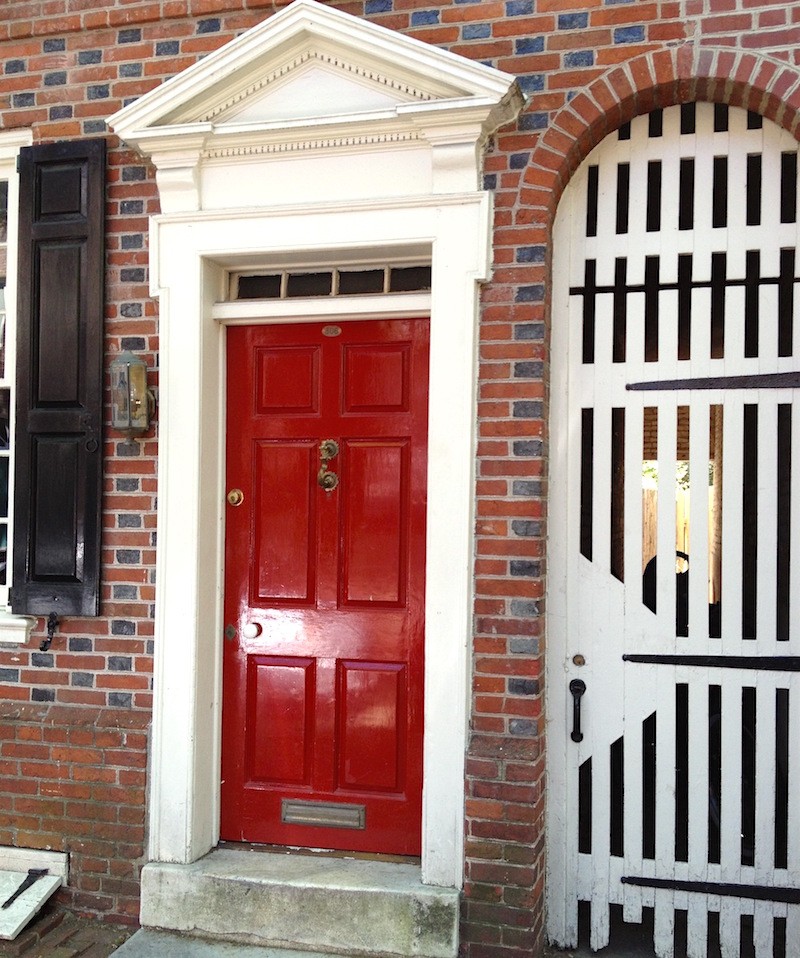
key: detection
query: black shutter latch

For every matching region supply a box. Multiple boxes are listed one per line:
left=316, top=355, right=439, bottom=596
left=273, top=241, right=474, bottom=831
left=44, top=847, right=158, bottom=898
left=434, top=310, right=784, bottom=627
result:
left=39, top=612, right=58, bottom=652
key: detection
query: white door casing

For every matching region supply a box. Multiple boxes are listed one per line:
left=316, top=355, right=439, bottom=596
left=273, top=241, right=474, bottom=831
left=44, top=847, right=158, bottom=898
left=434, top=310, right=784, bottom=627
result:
left=109, top=0, right=523, bottom=889
left=548, top=103, right=800, bottom=956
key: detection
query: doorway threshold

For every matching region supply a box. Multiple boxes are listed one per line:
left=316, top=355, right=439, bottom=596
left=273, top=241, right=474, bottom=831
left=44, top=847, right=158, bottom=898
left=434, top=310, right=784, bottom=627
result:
left=139, top=846, right=459, bottom=958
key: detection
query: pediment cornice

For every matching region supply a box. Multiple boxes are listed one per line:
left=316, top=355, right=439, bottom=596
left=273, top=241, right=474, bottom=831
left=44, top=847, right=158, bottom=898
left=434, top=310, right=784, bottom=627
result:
left=108, top=0, right=523, bottom=211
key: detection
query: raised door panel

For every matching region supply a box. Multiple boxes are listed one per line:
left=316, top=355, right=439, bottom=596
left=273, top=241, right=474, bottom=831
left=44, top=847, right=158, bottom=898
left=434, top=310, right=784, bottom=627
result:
left=338, top=661, right=405, bottom=792
left=252, top=441, right=316, bottom=605
left=255, top=345, right=320, bottom=416
left=246, top=656, right=315, bottom=786
left=341, top=440, right=408, bottom=607
left=343, top=344, right=410, bottom=412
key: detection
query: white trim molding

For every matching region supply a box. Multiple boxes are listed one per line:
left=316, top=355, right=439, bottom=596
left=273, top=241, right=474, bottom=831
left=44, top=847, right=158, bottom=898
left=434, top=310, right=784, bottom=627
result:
left=110, top=0, right=523, bottom=902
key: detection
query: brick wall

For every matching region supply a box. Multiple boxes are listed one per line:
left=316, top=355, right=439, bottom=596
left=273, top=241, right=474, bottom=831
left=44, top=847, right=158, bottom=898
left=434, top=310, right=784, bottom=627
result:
left=0, top=0, right=799, bottom=950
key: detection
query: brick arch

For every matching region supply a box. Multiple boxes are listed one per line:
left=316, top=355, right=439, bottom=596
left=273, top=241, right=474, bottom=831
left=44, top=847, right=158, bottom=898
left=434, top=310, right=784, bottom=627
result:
left=518, top=44, right=800, bottom=227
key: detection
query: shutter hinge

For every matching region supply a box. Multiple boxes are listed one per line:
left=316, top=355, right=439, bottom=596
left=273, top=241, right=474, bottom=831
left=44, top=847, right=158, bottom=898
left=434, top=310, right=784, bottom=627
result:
left=15, top=155, right=20, bottom=174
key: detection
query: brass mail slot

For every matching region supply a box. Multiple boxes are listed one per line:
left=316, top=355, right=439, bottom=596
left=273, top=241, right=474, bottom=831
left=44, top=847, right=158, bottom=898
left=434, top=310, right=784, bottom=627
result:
left=281, top=799, right=366, bottom=830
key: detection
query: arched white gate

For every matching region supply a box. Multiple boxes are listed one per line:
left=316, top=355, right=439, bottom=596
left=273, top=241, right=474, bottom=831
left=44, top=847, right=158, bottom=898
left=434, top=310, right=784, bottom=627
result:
left=548, top=103, right=800, bottom=958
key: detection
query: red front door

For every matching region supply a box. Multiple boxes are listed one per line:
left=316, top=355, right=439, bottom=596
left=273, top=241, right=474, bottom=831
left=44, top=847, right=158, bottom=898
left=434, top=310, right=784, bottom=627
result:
left=221, top=318, right=429, bottom=855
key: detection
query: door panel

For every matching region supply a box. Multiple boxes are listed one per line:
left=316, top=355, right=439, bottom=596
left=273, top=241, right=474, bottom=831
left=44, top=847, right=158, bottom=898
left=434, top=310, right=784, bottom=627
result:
left=222, top=318, right=428, bottom=855
left=341, top=440, right=408, bottom=606
left=253, top=441, right=316, bottom=604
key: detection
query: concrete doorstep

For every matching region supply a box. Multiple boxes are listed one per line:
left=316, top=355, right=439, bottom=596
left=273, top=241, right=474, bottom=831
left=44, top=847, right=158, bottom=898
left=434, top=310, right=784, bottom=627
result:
left=123, top=848, right=459, bottom=958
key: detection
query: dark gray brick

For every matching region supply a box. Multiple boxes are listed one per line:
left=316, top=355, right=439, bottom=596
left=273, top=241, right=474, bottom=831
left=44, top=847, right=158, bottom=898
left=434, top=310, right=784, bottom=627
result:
left=121, top=267, right=146, bottom=282
left=31, top=653, right=54, bottom=668
left=120, top=201, right=144, bottom=216
left=71, top=673, right=94, bottom=688
left=509, top=678, right=539, bottom=695
left=116, top=478, right=139, bottom=492
left=509, top=719, right=536, bottom=736
left=120, top=302, right=142, bottom=317
left=118, top=514, right=142, bottom=529
left=514, top=323, right=544, bottom=341
left=118, top=28, right=141, bottom=43
left=113, top=585, right=138, bottom=600
left=32, top=688, right=55, bottom=703
left=511, top=519, right=540, bottom=537
left=513, top=440, right=542, bottom=456
left=121, top=336, right=146, bottom=350
left=510, top=560, right=540, bottom=577
left=512, top=401, right=542, bottom=418
left=109, top=656, right=132, bottom=671
left=0, top=668, right=19, bottom=682
left=510, top=637, right=538, bottom=654
left=510, top=599, right=539, bottom=617
left=116, top=550, right=140, bottom=565
left=109, top=692, right=132, bottom=708
left=69, top=637, right=93, bottom=652
left=111, top=620, right=135, bottom=636
left=197, top=18, right=221, bottom=32
left=78, top=50, right=102, bottom=65
left=512, top=480, right=541, bottom=496
left=43, top=38, right=65, bottom=52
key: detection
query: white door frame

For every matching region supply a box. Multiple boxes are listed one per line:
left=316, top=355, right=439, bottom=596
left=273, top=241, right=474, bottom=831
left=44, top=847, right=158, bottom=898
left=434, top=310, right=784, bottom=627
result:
left=145, top=193, right=491, bottom=888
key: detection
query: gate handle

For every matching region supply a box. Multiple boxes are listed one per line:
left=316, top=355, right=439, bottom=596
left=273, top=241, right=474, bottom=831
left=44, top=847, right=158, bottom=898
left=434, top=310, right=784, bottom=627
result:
left=569, top=679, right=586, bottom=743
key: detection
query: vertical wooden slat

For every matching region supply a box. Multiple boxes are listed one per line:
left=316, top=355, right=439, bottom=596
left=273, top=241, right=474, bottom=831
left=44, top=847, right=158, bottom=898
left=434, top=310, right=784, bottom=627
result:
left=688, top=401, right=711, bottom=644
left=721, top=401, right=744, bottom=653
left=752, top=901, right=774, bottom=958
left=653, top=675, right=677, bottom=957
left=719, top=680, right=743, bottom=958
left=754, top=682, right=776, bottom=888
left=686, top=680, right=709, bottom=957
left=789, top=402, right=800, bottom=647
left=656, top=404, right=678, bottom=640
left=756, top=399, right=778, bottom=645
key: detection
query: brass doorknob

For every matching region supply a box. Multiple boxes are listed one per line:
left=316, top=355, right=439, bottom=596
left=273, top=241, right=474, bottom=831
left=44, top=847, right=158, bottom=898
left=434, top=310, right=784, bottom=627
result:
left=227, top=488, right=244, bottom=506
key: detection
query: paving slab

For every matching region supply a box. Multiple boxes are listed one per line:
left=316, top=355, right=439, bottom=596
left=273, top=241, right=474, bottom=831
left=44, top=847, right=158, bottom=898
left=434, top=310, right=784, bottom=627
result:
left=112, top=930, right=365, bottom=958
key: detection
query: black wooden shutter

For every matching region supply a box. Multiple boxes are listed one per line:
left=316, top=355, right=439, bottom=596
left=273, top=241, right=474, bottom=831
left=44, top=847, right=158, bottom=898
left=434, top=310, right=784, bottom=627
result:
left=12, top=139, right=105, bottom=617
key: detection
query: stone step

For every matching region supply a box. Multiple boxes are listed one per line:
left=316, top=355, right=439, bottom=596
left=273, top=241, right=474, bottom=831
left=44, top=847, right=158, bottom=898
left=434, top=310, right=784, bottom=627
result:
left=137, top=849, right=459, bottom=958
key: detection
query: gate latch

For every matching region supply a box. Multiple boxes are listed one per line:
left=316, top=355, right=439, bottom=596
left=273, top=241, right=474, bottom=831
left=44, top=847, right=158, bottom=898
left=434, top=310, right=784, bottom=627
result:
left=569, top=678, right=586, bottom=743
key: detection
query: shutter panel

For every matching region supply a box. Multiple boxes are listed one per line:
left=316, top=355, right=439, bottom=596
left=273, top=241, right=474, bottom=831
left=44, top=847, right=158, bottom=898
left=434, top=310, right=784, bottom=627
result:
left=12, top=139, right=105, bottom=617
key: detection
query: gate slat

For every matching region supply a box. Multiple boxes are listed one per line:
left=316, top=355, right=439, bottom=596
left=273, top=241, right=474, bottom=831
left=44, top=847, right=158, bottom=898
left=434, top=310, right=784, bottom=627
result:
left=786, top=679, right=800, bottom=884
left=790, top=403, right=800, bottom=648
left=754, top=678, right=777, bottom=888
left=759, top=280, right=779, bottom=368
left=656, top=404, right=678, bottom=644
left=718, top=901, right=742, bottom=958
left=622, top=396, right=644, bottom=924
left=752, top=901, right=774, bottom=958
left=654, top=894, right=676, bottom=958
left=691, top=109, right=715, bottom=284
left=720, top=400, right=744, bottom=652
left=686, top=678, right=710, bottom=958
left=719, top=680, right=743, bottom=884
left=588, top=390, right=613, bottom=952
left=653, top=672, right=677, bottom=958
left=688, top=400, right=711, bottom=646
left=756, top=398, right=779, bottom=645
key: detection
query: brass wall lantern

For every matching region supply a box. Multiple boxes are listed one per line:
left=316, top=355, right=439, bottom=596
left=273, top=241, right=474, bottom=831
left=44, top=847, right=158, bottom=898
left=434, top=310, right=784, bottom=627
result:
left=110, top=351, right=155, bottom=436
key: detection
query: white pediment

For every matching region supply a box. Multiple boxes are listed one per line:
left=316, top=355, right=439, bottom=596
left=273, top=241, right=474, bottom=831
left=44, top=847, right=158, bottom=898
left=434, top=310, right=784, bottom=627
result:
left=207, top=58, right=421, bottom=127
left=108, top=0, right=523, bottom=211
